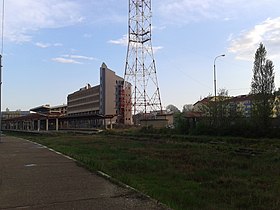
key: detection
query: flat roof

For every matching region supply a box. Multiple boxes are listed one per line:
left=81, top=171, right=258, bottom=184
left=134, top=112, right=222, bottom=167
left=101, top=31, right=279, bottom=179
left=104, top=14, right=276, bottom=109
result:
left=3, top=113, right=115, bottom=122
left=30, top=105, right=50, bottom=113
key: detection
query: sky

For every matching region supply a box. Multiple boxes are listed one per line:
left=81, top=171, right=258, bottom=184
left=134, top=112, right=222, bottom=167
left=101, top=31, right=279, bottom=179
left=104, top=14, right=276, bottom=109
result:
left=2, top=0, right=280, bottom=111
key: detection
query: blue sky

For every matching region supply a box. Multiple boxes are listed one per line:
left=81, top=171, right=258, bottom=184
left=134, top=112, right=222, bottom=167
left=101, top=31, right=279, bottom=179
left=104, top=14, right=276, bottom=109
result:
left=2, top=0, right=280, bottom=111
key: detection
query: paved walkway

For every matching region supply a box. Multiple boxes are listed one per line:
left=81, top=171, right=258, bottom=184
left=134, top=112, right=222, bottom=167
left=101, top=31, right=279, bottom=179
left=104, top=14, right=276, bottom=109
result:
left=0, top=136, right=169, bottom=210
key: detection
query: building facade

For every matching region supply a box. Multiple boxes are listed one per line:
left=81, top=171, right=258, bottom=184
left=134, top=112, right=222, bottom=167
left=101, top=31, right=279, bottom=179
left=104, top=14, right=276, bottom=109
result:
left=193, top=95, right=253, bottom=118
left=67, top=63, right=132, bottom=128
left=1, top=110, right=30, bottom=120
left=228, top=95, right=252, bottom=118
left=30, top=104, right=67, bottom=115
left=67, top=84, right=100, bottom=116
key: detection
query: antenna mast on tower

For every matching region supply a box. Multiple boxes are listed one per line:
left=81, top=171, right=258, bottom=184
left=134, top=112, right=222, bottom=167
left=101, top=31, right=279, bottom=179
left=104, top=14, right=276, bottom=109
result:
left=124, top=0, right=162, bottom=118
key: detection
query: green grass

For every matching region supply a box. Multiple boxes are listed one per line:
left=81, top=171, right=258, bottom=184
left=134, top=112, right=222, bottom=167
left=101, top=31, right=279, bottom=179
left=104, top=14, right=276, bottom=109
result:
left=6, top=131, right=280, bottom=210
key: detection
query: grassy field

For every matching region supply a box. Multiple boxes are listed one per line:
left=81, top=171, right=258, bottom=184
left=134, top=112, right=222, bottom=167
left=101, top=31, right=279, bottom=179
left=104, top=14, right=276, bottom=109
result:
left=6, top=131, right=280, bottom=210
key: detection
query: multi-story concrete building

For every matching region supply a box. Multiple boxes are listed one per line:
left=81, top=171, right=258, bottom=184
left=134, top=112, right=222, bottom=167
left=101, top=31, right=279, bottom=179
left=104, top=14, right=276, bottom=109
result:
left=100, top=63, right=122, bottom=115
left=67, top=63, right=132, bottom=128
left=67, top=84, right=100, bottom=116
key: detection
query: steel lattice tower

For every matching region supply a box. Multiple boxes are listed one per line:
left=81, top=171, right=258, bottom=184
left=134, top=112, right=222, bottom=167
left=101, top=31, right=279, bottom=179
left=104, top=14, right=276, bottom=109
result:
left=124, top=0, right=162, bottom=117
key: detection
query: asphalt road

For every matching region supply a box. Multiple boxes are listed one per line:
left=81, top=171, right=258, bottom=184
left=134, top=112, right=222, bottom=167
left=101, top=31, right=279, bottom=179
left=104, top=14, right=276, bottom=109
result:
left=0, top=135, right=169, bottom=210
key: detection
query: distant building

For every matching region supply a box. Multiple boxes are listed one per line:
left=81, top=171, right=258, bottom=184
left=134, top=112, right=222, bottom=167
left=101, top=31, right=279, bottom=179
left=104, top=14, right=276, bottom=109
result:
left=193, top=94, right=253, bottom=118
left=273, top=96, right=280, bottom=118
left=1, top=110, right=30, bottom=120
left=50, top=105, right=67, bottom=115
left=193, top=96, right=217, bottom=116
left=2, top=104, right=65, bottom=132
left=228, top=95, right=253, bottom=118
left=134, top=110, right=174, bottom=128
left=30, top=104, right=67, bottom=115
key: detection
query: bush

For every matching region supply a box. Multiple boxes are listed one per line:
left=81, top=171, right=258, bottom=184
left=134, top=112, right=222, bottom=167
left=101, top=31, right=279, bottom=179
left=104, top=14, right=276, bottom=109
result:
left=189, top=117, right=270, bottom=138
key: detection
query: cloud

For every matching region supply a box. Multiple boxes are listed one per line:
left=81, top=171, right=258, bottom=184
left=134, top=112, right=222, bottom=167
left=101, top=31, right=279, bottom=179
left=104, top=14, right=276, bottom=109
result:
left=35, top=42, right=50, bottom=48
left=108, top=27, right=166, bottom=46
left=35, top=42, right=63, bottom=48
left=83, top=33, right=93, bottom=38
left=157, top=0, right=280, bottom=24
left=63, top=54, right=97, bottom=61
left=53, top=43, right=63, bottom=47
left=157, top=0, right=217, bottom=23
left=52, top=57, right=82, bottom=64
left=52, top=54, right=98, bottom=64
left=108, top=34, right=163, bottom=53
left=108, top=35, right=128, bottom=46
left=5, top=0, right=84, bottom=43
left=228, top=17, right=280, bottom=61
left=151, top=26, right=166, bottom=31
left=153, top=46, right=164, bottom=53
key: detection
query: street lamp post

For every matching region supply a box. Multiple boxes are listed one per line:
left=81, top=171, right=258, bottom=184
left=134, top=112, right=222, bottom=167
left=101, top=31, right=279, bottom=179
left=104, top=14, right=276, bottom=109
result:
left=213, top=54, right=225, bottom=128
left=214, top=54, right=225, bottom=102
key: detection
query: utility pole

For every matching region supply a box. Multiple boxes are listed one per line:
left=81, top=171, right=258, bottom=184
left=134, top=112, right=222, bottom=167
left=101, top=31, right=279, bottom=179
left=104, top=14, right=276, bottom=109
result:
left=214, top=54, right=225, bottom=103
left=0, top=0, right=4, bottom=142
left=124, top=0, right=162, bottom=121
left=0, top=55, right=2, bottom=142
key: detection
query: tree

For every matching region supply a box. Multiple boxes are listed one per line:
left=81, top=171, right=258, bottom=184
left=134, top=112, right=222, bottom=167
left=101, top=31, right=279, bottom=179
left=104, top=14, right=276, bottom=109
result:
left=166, top=104, right=180, bottom=113
left=182, top=104, right=193, bottom=113
left=216, top=88, right=230, bottom=124
left=174, top=112, right=190, bottom=134
left=194, top=89, right=230, bottom=133
left=251, top=43, right=275, bottom=130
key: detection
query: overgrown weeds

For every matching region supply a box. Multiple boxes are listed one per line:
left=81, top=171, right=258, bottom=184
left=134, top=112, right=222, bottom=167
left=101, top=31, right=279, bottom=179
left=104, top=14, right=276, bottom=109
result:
left=6, top=131, right=280, bottom=210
